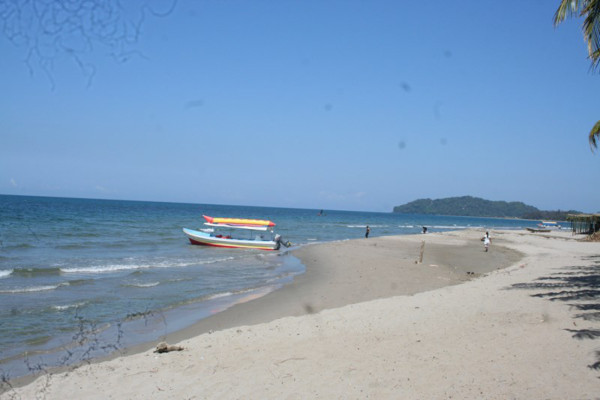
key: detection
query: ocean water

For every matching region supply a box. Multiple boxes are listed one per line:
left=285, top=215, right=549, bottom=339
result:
left=0, top=195, right=540, bottom=378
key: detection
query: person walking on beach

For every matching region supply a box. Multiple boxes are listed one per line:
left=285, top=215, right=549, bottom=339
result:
left=482, top=231, right=491, bottom=252
left=365, top=225, right=370, bottom=238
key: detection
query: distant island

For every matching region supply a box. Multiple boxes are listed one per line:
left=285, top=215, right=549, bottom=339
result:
left=393, top=196, right=580, bottom=220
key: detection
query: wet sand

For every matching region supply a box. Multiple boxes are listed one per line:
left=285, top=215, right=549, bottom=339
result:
left=158, top=230, right=521, bottom=342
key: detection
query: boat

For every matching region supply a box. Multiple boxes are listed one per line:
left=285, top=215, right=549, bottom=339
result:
left=183, top=215, right=290, bottom=250
left=526, top=227, right=551, bottom=233
left=537, top=221, right=562, bottom=230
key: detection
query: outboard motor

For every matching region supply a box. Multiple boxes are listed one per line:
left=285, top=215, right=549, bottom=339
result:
left=274, top=234, right=291, bottom=250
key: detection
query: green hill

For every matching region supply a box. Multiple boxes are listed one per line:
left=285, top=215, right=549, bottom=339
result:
left=393, top=196, right=578, bottom=219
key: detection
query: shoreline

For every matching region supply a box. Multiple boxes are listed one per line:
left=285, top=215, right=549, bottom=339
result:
left=4, top=229, right=599, bottom=398
left=2, top=229, right=521, bottom=388
left=97, top=230, right=523, bottom=357
left=163, top=230, right=522, bottom=342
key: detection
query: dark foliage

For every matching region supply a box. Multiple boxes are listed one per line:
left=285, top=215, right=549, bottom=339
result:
left=393, top=195, right=580, bottom=219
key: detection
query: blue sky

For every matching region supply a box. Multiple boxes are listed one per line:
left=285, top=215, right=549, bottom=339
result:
left=1, top=0, right=599, bottom=212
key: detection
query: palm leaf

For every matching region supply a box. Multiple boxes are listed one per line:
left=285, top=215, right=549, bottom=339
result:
left=555, top=0, right=600, bottom=69
left=590, top=120, right=600, bottom=150
left=582, top=0, right=600, bottom=69
left=555, top=0, right=600, bottom=152
left=554, top=0, right=583, bottom=24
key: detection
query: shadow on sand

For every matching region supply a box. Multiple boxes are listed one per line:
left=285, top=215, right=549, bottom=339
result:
left=509, top=255, right=600, bottom=371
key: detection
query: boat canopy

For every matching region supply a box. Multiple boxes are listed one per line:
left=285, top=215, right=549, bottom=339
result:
left=540, top=221, right=559, bottom=226
left=203, top=215, right=276, bottom=228
left=203, top=222, right=269, bottom=231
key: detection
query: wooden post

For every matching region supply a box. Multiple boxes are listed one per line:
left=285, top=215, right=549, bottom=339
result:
left=419, top=240, right=425, bottom=264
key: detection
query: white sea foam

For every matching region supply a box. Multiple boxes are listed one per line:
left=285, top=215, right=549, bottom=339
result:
left=204, top=285, right=266, bottom=301
left=430, top=225, right=474, bottom=229
left=0, top=282, right=69, bottom=294
left=205, top=291, right=234, bottom=300
left=196, top=257, right=236, bottom=265
left=129, top=282, right=160, bottom=288
left=0, top=269, right=13, bottom=279
left=61, top=257, right=237, bottom=274
left=61, top=264, right=143, bottom=274
left=52, top=302, right=86, bottom=311
left=347, top=224, right=387, bottom=228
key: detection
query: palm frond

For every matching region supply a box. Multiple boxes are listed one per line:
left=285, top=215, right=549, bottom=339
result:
left=589, top=119, right=600, bottom=150
left=592, top=48, right=600, bottom=70
left=555, top=1, right=600, bottom=151
left=582, top=0, right=600, bottom=68
left=554, top=0, right=583, bottom=25
left=555, top=0, right=600, bottom=69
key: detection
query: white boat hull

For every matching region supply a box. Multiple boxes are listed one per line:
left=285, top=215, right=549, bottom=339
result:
left=182, top=228, right=279, bottom=250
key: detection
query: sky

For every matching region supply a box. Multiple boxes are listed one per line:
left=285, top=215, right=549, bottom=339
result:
left=1, top=0, right=599, bottom=213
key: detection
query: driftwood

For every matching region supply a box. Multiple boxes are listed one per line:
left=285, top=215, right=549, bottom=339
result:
left=154, top=342, right=184, bottom=353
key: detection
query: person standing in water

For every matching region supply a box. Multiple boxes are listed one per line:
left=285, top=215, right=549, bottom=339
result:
left=365, top=225, right=371, bottom=238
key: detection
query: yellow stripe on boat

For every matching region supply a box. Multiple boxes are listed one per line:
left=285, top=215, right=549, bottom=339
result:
left=203, top=215, right=275, bottom=227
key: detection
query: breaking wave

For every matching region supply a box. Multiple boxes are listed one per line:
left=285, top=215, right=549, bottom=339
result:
left=0, top=282, right=70, bottom=294
left=0, top=270, right=13, bottom=279
left=124, top=282, right=160, bottom=288
left=61, top=257, right=237, bottom=274
left=10, top=267, right=62, bottom=278
left=51, top=302, right=87, bottom=311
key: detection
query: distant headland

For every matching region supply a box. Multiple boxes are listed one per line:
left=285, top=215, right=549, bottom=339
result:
left=393, top=196, right=580, bottom=220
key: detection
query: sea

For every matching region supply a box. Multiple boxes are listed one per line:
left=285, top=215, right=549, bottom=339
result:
left=0, top=195, right=541, bottom=379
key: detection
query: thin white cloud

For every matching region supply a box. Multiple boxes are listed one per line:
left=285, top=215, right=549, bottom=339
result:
left=10, top=178, right=17, bottom=187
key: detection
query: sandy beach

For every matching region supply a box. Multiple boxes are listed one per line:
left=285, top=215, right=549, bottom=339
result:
left=2, top=229, right=599, bottom=399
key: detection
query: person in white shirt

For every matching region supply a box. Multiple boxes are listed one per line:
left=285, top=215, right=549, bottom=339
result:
left=483, top=231, right=491, bottom=252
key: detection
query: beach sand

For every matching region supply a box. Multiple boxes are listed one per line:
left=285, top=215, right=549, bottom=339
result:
left=2, top=229, right=599, bottom=399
